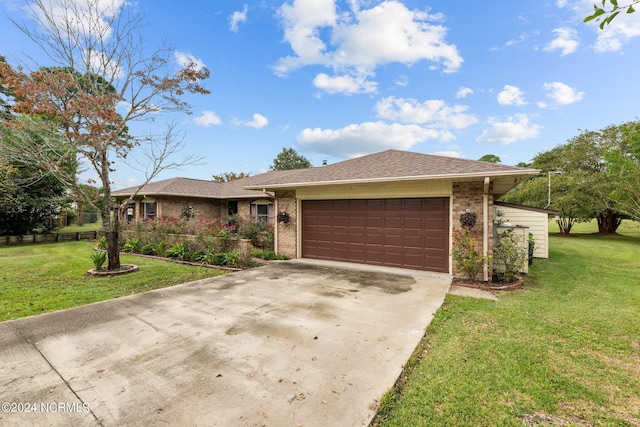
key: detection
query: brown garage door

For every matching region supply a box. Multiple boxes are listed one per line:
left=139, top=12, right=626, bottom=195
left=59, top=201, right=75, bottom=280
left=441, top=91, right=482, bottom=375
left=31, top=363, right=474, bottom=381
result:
left=301, top=198, right=449, bottom=272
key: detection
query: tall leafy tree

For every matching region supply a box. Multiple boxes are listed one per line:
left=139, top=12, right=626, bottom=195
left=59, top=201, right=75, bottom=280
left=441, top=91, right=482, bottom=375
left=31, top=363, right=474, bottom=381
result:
left=478, top=154, right=501, bottom=163
left=269, top=147, right=312, bottom=170
left=604, top=121, right=640, bottom=221
left=212, top=171, right=251, bottom=182
left=1, top=56, right=68, bottom=235
left=0, top=162, right=67, bottom=235
left=502, top=123, right=631, bottom=234
left=0, top=0, right=209, bottom=270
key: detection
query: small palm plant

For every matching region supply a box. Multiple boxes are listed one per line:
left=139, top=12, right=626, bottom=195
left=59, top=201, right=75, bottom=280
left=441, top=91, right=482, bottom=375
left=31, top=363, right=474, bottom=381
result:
left=90, top=250, right=107, bottom=270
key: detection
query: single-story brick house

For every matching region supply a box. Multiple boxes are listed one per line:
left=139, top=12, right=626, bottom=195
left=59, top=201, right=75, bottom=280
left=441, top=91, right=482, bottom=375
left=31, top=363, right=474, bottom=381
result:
left=112, top=169, right=303, bottom=225
left=114, top=150, right=539, bottom=279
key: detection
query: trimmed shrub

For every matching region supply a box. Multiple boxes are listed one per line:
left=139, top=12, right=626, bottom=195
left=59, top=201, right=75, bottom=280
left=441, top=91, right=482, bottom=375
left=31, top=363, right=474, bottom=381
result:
left=122, top=237, right=141, bottom=253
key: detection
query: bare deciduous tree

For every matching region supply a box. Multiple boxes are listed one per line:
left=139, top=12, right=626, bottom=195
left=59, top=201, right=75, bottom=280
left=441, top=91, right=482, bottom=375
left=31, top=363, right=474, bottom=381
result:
left=0, top=0, right=209, bottom=270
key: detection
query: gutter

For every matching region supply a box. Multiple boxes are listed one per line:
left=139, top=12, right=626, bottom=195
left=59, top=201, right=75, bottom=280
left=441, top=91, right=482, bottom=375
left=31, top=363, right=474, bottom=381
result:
left=483, top=177, right=490, bottom=282
left=242, top=169, right=540, bottom=191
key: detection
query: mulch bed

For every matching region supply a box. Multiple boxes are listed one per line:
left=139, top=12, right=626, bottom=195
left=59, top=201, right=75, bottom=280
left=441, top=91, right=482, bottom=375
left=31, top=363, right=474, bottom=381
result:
left=452, top=276, right=524, bottom=291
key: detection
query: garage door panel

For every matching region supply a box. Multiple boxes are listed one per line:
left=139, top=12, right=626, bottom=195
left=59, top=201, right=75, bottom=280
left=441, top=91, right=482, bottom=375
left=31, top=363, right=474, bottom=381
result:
left=403, top=217, right=424, bottom=230
left=384, top=217, right=403, bottom=228
left=384, top=199, right=403, bottom=210
left=366, top=216, right=384, bottom=228
left=404, top=235, right=424, bottom=248
left=366, top=199, right=385, bottom=210
left=302, top=198, right=449, bottom=272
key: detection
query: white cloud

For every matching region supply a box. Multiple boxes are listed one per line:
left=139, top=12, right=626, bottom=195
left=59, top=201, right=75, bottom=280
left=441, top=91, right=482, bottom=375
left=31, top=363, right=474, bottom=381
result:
left=395, top=75, right=409, bottom=87
left=297, top=121, right=442, bottom=158
left=497, top=85, right=527, bottom=106
left=313, top=72, right=377, bottom=94
left=230, top=5, right=248, bottom=32
left=544, top=27, right=579, bottom=55
left=193, top=111, right=222, bottom=127
left=375, top=96, right=477, bottom=129
left=275, top=0, right=462, bottom=93
left=174, top=51, right=206, bottom=71
left=455, top=86, right=473, bottom=99
left=491, top=33, right=527, bottom=51
left=542, top=81, right=584, bottom=105
left=245, top=113, right=269, bottom=129
left=231, top=113, right=269, bottom=128
left=593, top=12, right=640, bottom=52
left=476, top=114, right=541, bottom=145
left=430, top=150, right=461, bottom=158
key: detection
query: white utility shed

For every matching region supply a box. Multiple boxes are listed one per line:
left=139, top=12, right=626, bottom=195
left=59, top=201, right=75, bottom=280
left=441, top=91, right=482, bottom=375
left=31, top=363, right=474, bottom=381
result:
left=494, top=202, right=557, bottom=259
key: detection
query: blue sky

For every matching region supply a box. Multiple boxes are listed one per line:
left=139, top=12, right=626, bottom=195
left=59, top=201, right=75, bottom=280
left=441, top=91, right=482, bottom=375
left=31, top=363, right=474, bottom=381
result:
left=2, top=1, right=640, bottom=189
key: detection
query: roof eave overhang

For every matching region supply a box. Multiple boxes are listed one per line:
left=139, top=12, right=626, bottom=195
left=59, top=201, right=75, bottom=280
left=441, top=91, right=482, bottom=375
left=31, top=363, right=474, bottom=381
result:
left=243, top=170, right=540, bottom=192
left=112, top=192, right=267, bottom=200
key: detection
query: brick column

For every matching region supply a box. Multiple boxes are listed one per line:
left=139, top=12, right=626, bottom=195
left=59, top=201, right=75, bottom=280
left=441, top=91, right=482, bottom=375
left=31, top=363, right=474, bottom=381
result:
left=275, top=190, right=297, bottom=258
left=451, top=181, right=494, bottom=280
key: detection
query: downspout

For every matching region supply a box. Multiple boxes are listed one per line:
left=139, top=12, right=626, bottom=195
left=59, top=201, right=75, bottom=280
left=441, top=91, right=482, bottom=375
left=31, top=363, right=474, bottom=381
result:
left=483, top=177, right=490, bottom=282
left=274, top=196, right=279, bottom=254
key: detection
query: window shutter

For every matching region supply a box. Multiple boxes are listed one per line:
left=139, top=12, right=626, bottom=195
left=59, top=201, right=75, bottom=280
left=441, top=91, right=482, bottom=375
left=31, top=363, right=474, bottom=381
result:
left=268, top=204, right=274, bottom=223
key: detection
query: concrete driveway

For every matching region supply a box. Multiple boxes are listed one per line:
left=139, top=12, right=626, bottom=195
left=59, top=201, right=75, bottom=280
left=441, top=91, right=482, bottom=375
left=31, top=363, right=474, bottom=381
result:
left=0, top=260, right=451, bottom=426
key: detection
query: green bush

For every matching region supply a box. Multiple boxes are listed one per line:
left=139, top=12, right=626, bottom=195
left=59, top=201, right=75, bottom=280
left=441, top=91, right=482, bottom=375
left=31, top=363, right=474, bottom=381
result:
left=451, top=228, right=490, bottom=282
left=251, top=248, right=290, bottom=260
left=151, top=242, right=166, bottom=257
left=221, top=251, right=240, bottom=267
left=191, top=250, right=207, bottom=263
left=96, top=236, right=107, bottom=250
left=207, top=251, right=240, bottom=267
left=166, top=242, right=189, bottom=260
left=493, top=228, right=527, bottom=283
left=122, top=237, right=141, bottom=253
left=141, top=243, right=156, bottom=255
left=90, top=250, right=107, bottom=270
left=238, top=218, right=274, bottom=250
left=85, top=212, right=99, bottom=223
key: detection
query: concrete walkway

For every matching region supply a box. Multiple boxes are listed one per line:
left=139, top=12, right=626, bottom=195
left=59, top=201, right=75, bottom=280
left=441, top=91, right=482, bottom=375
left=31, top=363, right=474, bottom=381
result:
left=0, top=260, right=451, bottom=426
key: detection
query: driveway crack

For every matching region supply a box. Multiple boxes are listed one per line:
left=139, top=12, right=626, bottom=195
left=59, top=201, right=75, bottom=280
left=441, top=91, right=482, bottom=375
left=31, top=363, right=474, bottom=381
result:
left=27, top=339, right=104, bottom=426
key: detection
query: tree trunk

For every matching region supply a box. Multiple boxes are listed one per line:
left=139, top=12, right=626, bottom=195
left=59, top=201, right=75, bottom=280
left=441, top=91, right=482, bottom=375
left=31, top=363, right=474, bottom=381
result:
left=77, top=200, right=84, bottom=226
left=106, top=230, right=121, bottom=270
left=556, top=216, right=575, bottom=234
left=596, top=209, right=622, bottom=234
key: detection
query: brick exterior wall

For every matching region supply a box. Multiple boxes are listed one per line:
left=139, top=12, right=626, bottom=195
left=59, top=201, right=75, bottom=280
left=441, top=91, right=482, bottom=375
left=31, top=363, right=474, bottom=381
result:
left=156, top=196, right=221, bottom=220
left=237, top=200, right=252, bottom=222
left=275, top=191, right=297, bottom=258
left=451, top=181, right=494, bottom=280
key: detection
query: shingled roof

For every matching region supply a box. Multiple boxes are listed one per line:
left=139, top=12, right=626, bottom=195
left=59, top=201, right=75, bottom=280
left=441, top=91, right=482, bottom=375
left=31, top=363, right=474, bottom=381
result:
left=243, top=150, right=539, bottom=196
left=112, top=169, right=303, bottom=199
left=113, top=150, right=540, bottom=200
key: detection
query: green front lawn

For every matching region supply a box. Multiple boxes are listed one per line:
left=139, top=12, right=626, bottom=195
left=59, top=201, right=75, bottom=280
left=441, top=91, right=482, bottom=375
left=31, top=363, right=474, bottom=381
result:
left=0, top=241, right=227, bottom=322
left=374, top=222, right=640, bottom=426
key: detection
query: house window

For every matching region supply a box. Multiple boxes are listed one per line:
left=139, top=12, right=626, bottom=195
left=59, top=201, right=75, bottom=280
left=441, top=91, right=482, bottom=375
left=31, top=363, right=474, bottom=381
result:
left=251, top=200, right=273, bottom=223
left=143, top=201, right=157, bottom=219
left=228, top=201, right=238, bottom=216
left=256, top=204, right=268, bottom=223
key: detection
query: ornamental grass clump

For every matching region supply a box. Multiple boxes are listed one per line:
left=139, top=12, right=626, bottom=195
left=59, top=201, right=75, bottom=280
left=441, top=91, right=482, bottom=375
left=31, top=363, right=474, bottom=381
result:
left=451, top=227, right=490, bottom=282
left=90, top=250, right=107, bottom=270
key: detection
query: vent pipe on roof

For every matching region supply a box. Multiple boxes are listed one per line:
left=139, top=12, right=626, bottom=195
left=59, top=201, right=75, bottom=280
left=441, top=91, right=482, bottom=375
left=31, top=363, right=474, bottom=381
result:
left=322, top=160, right=328, bottom=166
